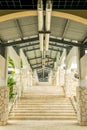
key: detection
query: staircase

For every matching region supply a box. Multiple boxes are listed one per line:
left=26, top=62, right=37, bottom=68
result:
left=9, top=86, right=77, bottom=120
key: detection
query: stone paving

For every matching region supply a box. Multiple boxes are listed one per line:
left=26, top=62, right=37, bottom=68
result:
left=0, top=120, right=87, bottom=130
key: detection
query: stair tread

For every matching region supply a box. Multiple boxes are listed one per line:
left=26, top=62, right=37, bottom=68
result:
left=9, top=113, right=76, bottom=116
left=9, top=87, right=76, bottom=121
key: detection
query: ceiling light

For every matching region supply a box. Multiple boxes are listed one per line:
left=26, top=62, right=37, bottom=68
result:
left=45, top=0, right=52, bottom=51
left=37, top=0, right=44, bottom=52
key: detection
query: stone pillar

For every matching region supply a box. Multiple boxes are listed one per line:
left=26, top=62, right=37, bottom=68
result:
left=64, top=49, right=70, bottom=96
left=77, top=86, right=87, bottom=125
left=76, top=47, right=87, bottom=125
left=0, top=87, right=9, bottom=125
left=0, top=46, right=9, bottom=125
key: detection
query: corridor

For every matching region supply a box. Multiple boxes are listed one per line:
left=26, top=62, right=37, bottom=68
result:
left=0, top=0, right=87, bottom=128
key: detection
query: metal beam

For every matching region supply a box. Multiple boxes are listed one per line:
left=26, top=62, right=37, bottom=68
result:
left=18, top=42, right=39, bottom=49
left=33, top=66, right=42, bottom=69
left=32, top=61, right=54, bottom=66
left=25, top=47, right=40, bottom=52
left=3, top=37, right=39, bottom=47
left=45, top=65, right=53, bottom=68
left=29, top=56, right=42, bottom=61
left=49, top=43, right=71, bottom=49
left=46, top=56, right=56, bottom=60
left=82, top=36, right=87, bottom=44
left=50, top=38, right=87, bottom=48
left=0, top=44, right=6, bottom=57
left=33, top=64, right=53, bottom=70
left=62, top=19, right=69, bottom=38
left=32, top=63, right=42, bottom=66
left=15, top=19, right=23, bottom=39
left=49, top=48, right=63, bottom=52
left=37, top=69, right=50, bottom=73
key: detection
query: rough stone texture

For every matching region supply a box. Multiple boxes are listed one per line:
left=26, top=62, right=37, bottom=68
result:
left=76, top=86, right=87, bottom=125
left=65, top=71, right=78, bottom=97
left=0, top=86, right=9, bottom=125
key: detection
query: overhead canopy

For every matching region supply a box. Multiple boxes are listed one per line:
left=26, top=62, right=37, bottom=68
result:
left=0, top=1, right=87, bottom=81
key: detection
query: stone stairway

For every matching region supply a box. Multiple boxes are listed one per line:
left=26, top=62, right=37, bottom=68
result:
left=8, top=86, right=77, bottom=120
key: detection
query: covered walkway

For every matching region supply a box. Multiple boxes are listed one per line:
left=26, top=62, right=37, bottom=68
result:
left=0, top=0, right=87, bottom=129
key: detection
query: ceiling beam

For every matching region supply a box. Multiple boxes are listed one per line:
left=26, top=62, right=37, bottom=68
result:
left=32, top=63, right=42, bottom=66
left=62, top=19, right=69, bottom=38
left=18, top=42, right=39, bottom=49
left=49, top=48, right=63, bottom=52
left=15, top=19, right=23, bottom=39
left=24, top=47, right=40, bottom=52
left=50, top=38, right=87, bottom=48
left=82, top=36, right=87, bottom=44
left=33, top=64, right=53, bottom=70
left=3, top=36, right=39, bottom=47
left=45, top=65, right=53, bottom=68
left=28, top=56, right=55, bottom=61
left=37, top=69, right=50, bottom=73
left=32, top=61, right=54, bottom=67
left=32, top=66, right=42, bottom=69
left=46, top=56, right=55, bottom=60
left=49, top=43, right=71, bottom=49
left=29, top=56, right=42, bottom=61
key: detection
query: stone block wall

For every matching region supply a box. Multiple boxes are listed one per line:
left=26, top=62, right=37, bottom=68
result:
left=65, top=71, right=78, bottom=97
left=77, top=86, right=87, bottom=125
left=0, top=86, right=9, bottom=125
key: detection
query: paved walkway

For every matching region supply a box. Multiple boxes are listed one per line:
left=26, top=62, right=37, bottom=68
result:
left=0, top=120, right=87, bottom=130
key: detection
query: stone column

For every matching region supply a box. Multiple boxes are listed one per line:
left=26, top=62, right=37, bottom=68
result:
left=63, top=49, right=68, bottom=96
left=76, top=47, right=87, bottom=125
left=0, top=86, right=9, bottom=125
left=0, top=46, right=9, bottom=125
left=77, top=86, right=87, bottom=125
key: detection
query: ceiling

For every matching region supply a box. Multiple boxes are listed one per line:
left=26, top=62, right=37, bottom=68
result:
left=0, top=1, right=87, bottom=81
left=0, top=0, right=87, bottom=9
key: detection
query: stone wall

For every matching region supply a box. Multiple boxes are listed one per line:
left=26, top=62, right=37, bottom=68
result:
left=65, top=70, right=78, bottom=97
left=77, top=86, right=87, bottom=125
left=0, top=86, right=9, bottom=125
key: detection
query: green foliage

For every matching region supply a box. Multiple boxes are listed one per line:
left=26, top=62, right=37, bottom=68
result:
left=11, top=70, right=15, bottom=76
left=8, top=57, right=15, bottom=68
left=7, top=76, right=16, bottom=99
left=8, top=56, right=16, bottom=100
left=7, top=76, right=16, bottom=86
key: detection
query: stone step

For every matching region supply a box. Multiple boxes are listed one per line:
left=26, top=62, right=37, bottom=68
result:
left=16, top=102, right=71, bottom=105
left=13, top=104, right=73, bottom=107
left=21, top=95, right=66, bottom=97
left=9, top=115, right=76, bottom=120
left=10, top=110, right=75, bottom=113
left=9, top=112, right=76, bottom=116
left=14, top=104, right=72, bottom=106
left=17, top=99, right=70, bottom=101
left=9, top=86, right=76, bottom=121
left=14, top=105, right=73, bottom=110
left=15, top=100, right=71, bottom=102
left=14, top=104, right=73, bottom=107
